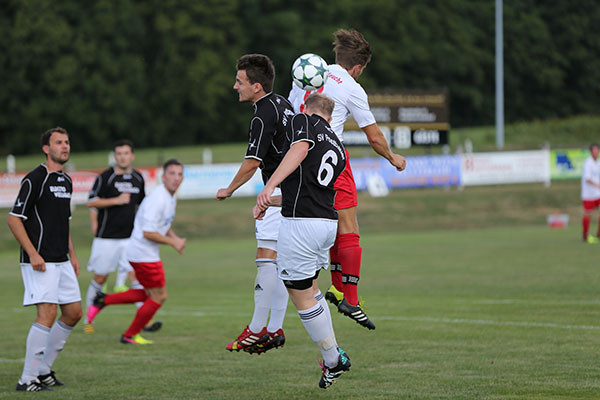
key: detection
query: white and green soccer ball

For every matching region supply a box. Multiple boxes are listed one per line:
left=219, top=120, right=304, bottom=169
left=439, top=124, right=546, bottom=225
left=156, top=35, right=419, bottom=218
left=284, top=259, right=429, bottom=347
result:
left=291, top=53, right=328, bottom=91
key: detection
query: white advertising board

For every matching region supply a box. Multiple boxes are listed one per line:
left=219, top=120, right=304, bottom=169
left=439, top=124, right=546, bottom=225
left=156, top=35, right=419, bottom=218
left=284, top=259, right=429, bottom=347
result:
left=461, top=150, right=550, bottom=186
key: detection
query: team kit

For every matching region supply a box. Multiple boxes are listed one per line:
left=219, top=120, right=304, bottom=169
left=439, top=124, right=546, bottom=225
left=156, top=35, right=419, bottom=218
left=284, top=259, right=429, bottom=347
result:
left=8, top=29, right=406, bottom=392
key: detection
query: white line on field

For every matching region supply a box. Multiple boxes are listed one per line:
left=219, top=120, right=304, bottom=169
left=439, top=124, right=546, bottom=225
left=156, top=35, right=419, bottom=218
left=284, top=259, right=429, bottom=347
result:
left=0, top=358, right=24, bottom=363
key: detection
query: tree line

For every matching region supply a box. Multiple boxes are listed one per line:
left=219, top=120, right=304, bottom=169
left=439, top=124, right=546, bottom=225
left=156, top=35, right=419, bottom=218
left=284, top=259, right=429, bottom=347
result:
left=0, top=0, right=598, bottom=154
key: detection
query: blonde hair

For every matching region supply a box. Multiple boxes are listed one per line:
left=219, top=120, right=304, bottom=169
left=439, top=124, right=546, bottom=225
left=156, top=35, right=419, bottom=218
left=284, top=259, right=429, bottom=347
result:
left=305, top=93, right=335, bottom=119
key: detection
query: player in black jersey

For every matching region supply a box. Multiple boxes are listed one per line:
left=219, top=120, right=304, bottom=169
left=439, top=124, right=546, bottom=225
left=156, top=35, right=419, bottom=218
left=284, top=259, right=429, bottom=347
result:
left=8, top=127, right=82, bottom=392
left=254, top=93, right=350, bottom=389
left=83, top=140, right=147, bottom=333
left=216, top=54, right=295, bottom=353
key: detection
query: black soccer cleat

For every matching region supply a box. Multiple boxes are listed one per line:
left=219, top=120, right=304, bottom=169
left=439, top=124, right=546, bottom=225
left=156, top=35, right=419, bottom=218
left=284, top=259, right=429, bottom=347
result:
left=337, top=298, right=376, bottom=330
left=319, top=350, right=351, bottom=389
left=16, top=379, right=53, bottom=392
left=143, top=321, right=163, bottom=332
left=244, top=329, right=285, bottom=355
left=38, top=370, right=64, bottom=387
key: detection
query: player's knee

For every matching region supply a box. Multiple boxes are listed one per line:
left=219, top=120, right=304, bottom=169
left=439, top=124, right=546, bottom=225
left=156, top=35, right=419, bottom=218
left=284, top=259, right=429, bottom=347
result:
left=94, top=274, right=108, bottom=285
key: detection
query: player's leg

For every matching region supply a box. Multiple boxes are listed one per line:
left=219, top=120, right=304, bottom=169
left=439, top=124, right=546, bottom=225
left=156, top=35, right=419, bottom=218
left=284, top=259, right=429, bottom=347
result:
left=582, top=200, right=595, bottom=242
left=594, top=199, right=600, bottom=239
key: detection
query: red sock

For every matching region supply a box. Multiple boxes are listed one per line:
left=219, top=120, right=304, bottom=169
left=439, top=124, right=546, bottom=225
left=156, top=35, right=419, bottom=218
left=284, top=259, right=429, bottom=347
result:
left=583, top=215, right=591, bottom=240
left=329, top=238, right=343, bottom=292
left=124, top=298, right=161, bottom=337
left=337, top=233, right=362, bottom=306
left=105, top=289, right=147, bottom=305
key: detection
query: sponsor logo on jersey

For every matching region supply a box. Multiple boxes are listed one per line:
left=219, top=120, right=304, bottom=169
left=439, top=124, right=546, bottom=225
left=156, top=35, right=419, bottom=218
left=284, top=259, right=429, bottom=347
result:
left=317, top=134, right=324, bottom=142
left=114, top=181, right=140, bottom=193
left=49, top=186, right=71, bottom=199
left=57, top=176, right=65, bottom=182
left=15, top=199, right=24, bottom=208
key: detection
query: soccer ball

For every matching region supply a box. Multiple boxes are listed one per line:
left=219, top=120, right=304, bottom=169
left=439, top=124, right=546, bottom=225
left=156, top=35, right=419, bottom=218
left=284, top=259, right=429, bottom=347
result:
left=291, top=53, right=328, bottom=91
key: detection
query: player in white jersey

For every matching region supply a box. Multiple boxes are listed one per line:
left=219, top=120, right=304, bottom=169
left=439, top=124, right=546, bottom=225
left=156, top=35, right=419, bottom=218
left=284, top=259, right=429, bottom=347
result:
left=289, top=29, right=406, bottom=329
left=8, top=128, right=81, bottom=392
left=581, top=143, right=600, bottom=242
left=86, top=159, right=186, bottom=345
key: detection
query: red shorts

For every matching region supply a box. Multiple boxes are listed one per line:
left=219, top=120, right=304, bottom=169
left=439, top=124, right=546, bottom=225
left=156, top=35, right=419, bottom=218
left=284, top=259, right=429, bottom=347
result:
left=583, top=199, right=600, bottom=211
left=334, top=149, right=358, bottom=210
left=129, top=261, right=165, bottom=289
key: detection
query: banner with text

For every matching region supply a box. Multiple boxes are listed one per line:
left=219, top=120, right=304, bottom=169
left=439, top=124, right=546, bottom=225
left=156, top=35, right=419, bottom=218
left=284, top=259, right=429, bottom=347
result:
left=461, top=150, right=550, bottom=186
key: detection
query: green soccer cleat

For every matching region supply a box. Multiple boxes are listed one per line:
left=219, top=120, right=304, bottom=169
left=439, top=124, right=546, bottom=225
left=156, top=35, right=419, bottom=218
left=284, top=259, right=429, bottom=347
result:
left=325, top=285, right=344, bottom=307
left=121, top=334, right=154, bottom=345
left=113, top=284, right=129, bottom=293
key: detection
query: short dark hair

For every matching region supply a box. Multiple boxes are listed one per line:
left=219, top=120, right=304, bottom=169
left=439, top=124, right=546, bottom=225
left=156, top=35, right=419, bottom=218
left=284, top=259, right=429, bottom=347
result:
left=163, top=158, right=183, bottom=172
left=333, top=29, right=372, bottom=69
left=590, top=143, right=599, bottom=152
left=114, top=139, right=134, bottom=152
left=40, top=127, right=69, bottom=148
left=236, top=54, right=275, bottom=93
left=305, top=93, right=335, bottom=119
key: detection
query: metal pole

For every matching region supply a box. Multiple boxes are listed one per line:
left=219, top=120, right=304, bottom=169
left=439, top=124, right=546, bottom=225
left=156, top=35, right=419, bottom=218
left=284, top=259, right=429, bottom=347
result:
left=496, top=0, right=504, bottom=150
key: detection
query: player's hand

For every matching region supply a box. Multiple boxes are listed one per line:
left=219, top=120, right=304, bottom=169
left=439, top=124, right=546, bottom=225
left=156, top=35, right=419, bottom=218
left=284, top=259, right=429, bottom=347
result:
left=216, top=188, right=232, bottom=201
left=30, top=253, right=46, bottom=272
left=172, top=237, right=186, bottom=254
left=71, top=256, right=80, bottom=276
left=257, top=186, right=274, bottom=210
left=253, top=204, right=267, bottom=220
left=390, top=154, right=407, bottom=171
left=114, top=193, right=131, bottom=205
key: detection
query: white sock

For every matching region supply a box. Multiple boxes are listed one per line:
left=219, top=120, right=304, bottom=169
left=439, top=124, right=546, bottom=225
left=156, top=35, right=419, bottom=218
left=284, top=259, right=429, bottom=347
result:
left=249, top=259, right=278, bottom=333
left=298, top=303, right=339, bottom=368
left=266, top=278, right=289, bottom=332
left=84, top=280, right=102, bottom=324
left=315, top=290, right=337, bottom=347
left=20, top=323, right=49, bottom=384
left=39, top=320, right=72, bottom=375
left=115, top=268, right=128, bottom=287
left=131, top=281, right=144, bottom=309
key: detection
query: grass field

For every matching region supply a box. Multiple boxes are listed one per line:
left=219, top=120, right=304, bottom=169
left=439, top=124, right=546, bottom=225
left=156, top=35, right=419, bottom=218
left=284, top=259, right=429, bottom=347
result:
left=1, top=180, right=599, bottom=399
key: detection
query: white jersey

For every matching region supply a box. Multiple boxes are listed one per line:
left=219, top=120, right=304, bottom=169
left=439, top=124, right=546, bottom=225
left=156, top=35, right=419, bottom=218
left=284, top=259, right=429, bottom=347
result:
left=288, top=64, right=376, bottom=142
left=127, top=184, right=177, bottom=262
left=581, top=156, right=600, bottom=200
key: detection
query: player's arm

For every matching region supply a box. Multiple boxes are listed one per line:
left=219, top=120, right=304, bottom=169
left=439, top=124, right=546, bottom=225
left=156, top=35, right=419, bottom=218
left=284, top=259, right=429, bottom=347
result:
left=143, top=230, right=186, bottom=255
left=216, top=158, right=261, bottom=200
left=87, top=194, right=130, bottom=209
left=256, top=141, right=309, bottom=214
left=68, top=233, right=80, bottom=275
left=89, top=208, right=98, bottom=235
left=7, top=214, right=45, bottom=271
left=362, top=123, right=407, bottom=171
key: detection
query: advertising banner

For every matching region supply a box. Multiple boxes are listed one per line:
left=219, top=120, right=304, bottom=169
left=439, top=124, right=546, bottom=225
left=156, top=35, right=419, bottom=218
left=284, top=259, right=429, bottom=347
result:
left=461, top=150, right=550, bottom=186
left=177, top=163, right=263, bottom=199
left=550, top=149, right=589, bottom=180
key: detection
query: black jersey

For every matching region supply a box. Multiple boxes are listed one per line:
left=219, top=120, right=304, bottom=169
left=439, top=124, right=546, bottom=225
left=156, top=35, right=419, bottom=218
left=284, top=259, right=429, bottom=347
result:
left=88, top=167, right=145, bottom=238
left=9, top=164, right=73, bottom=263
left=281, top=113, right=346, bottom=220
left=245, top=92, right=295, bottom=184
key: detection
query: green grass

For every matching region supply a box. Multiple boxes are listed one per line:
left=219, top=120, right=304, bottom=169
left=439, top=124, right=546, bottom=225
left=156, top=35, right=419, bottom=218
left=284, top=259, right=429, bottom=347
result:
left=2, top=114, right=600, bottom=172
left=1, top=180, right=599, bottom=398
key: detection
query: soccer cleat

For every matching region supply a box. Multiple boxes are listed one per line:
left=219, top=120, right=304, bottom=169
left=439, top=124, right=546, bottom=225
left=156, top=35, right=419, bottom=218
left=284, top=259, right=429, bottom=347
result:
left=244, top=328, right=285, bottom=354
left=16, top=379, right=52, bottom=392
left=120, top=334, right=154, bottom=345
left=337, top=298, right=376, bottom=330
left=113, top=284, right=129, bottom=293
left=143, top=321, right=163, bottom=332
left=325, top=285, right=344, bottom=307
left=38, top=370, right=64, bottom=387
left=319, top=350, right=351, bottom=389
left=225, top=326, right=268, bottom=352
left=86, top=292, right=107, bottom=324
left=83, top=323, right=95, bottom=334
left=587, top=235, right=599, bottom=244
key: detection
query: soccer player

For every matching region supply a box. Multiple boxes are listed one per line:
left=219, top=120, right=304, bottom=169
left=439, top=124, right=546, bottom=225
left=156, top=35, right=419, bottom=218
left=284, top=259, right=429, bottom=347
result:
left=83, top=140, right=147, bottom=334
left=581, top=143, right=600, bottom=243
left=255, top=93, right=350, bottom=389
left=216, top=54, right=295, bottom=353
left=86, top=159, right=186, bottom=344
left=8, top=127, right=82, bottom=392
left=289, top=29, right=407, bottom=329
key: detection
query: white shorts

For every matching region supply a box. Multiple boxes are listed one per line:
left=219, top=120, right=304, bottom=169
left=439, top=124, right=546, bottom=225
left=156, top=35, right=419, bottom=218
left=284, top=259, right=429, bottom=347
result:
left=87, top=238, right=133, bottom=275
left=255, top=202, right=282, bottom=243
left=21, top=261, right=82, bottom=306
left=277, top=218, right=337, bottom=282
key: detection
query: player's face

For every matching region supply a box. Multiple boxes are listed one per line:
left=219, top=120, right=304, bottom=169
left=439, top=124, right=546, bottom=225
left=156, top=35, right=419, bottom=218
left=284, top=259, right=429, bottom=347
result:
left=162, top=164, right=184, bottom=195
left=114, top=145, right=135, bottom=170
left=44, top=132, right=70, bottom=165
left=592, top=146, right=599, bottom=160
left=234, top=70, right=260, bottom=103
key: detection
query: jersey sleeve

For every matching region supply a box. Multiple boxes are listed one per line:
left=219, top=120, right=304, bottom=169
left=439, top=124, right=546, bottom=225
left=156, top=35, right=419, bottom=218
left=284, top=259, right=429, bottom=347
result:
left=288, top=84, right=305, bottom=114
left=245, top=112, right=276, bottom=162
left=88, top=174, right=104, bottom=201
left=290, top=114, right=315, bottom=150
left=348, top=85, right=376, bottom=128
left=9, top=173, right=42, bottom=220
left=141, top=194, right=163, bottom=233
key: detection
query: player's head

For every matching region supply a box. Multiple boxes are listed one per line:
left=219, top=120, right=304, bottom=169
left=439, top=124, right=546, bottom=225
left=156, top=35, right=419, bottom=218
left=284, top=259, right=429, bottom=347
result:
left=41, top=127, right=70, bottom=165
left=304, top=93, right=335, bottom=123
left=234, top=54, right=275, bottom=103
left=162, top=158, right=184, bottom=195
left=333, top=28, right=372, bottom=79
left=590, top=143, right=599, bottom=159
left=113, top=139, right=135, bottom=170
